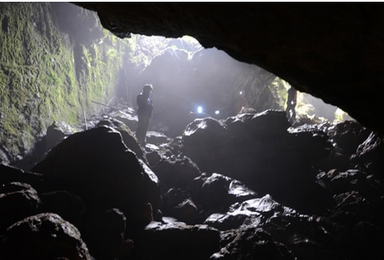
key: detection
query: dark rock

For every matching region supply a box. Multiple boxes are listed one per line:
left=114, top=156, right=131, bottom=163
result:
left=45, top=121, right=70, bottom=150
left=211, top=227, right=295, bottom=260
left=0, top=163, right=45, bottom=191
left=199, top=173, right=257, bottom=211
left=182, top=117, right=231, bottom=174
left=114, top=109, right=139, bottom=131
left=144, top=144, right=162, bottom=166
left=138, top=161, right=163, bottom=219
left=182, top=110, right=332, bottom=214
left=162, top=188, right=201, bottom=224
left=228, top=179, right=259, bottom=203
left=134, top=221, right=220, bottom=260
left=0, top=182, right=41, bottom=231
left=0, top=212, right=91, bottom=260
left=39, top=190, right=86, bottom=228
left=162, top=188, right=190, bottom=213
left=352, top=132, right=384, bottom=180
left=329, top=169, right=368, bottom=194
left=82, top=208, right=129, bottom=259
left=204, top=213, right=250, bottom=231
left=11, top=121, right=76, bottom=170
left=328, top=121, right=370, bottom=156
left=96, top=118, right=145, bottom=162
left=31, top=125, right=161, bottom=232
left=146, top=131, right=172, bottom=145
left=349, top=221, right=384, bottom=260
left=207, top=194, right=341, bottom=259
left=225, top=110, right=290, bottom=138
left=154, top=155, right=201, bottom=191
left=173, top=198, right=200, bottom=225
left=204, top=194, right=295, bottom=231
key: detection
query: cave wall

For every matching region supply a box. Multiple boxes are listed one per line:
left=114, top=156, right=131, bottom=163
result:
left=76, top=3, right=384, bottom=134
left=0, top=3, right=127, bottom=162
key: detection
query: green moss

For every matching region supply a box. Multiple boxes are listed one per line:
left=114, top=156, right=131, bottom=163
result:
left=0, top=2, right=127, bottom=161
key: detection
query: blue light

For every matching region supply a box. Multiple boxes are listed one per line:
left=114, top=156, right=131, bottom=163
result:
left=197, top=106, right=203, bottom=114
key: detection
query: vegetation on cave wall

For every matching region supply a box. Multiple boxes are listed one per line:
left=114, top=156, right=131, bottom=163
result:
left=0, top=2, right=127, bottom=162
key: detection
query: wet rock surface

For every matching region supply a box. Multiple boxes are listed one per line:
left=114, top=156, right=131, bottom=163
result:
left=1, top=108, right=384, bottom=259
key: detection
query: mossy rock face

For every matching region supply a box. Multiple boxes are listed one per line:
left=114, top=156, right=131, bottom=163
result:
left=0, top=3, right=128, bottom=163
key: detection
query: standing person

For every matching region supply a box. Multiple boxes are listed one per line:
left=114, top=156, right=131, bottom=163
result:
left=286, top=86, right=297, bottom=122
left=136, top=84, right=153, bottom=145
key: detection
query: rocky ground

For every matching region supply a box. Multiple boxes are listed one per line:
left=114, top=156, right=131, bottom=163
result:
left=0, top=105, right=384, bottom=260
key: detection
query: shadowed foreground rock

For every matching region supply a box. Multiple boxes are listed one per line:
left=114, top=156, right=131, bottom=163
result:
left=134, top=221, right=220, bottom=260
left=0, top=212, right=91, bottom=260
left=0, top=182, right=41, bottom=231
left=31, top=125, right=161, bottom=229
left=82, top=208, right=130, bottom=259
left=39, top=190, right=86, bottom=228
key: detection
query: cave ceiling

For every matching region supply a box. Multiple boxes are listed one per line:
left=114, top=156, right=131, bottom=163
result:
left=76, top=2, right=384, bottom=134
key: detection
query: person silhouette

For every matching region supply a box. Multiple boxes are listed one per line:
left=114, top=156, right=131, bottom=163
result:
left=286, top=86, right=297, bottom=122
left=136, top=84, right=153, bottom=145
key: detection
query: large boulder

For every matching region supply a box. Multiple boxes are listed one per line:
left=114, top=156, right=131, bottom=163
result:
left=31, top=125, right=161, bottom=230
left=96, top=118, right=145, bottom=163
left=182, top=117, right=231, bottom=174
left=0, top=213, right=91, bottom=260
left=0, top=182, right=41, bottom=231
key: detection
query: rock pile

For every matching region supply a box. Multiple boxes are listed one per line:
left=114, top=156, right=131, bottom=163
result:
left=0, top=108, right=383, bottom=259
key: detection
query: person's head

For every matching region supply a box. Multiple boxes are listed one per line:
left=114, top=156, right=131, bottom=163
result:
left=143, top=84, right=153, bottom=94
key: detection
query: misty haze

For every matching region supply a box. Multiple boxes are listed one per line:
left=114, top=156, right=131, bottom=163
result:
left=112, top=34, right=350, bottom=137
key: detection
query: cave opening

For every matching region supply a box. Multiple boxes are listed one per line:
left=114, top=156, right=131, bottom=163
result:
left=110, top=33, right=354, bottom=138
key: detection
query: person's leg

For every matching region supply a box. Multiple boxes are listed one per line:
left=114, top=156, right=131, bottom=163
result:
left=136, top=115, right=144, bottom=144
left=286, top=105, right=292, bottom=119
left=141, top=115, right=151, bottom=145
left=292, top=104, right=297, bottom=120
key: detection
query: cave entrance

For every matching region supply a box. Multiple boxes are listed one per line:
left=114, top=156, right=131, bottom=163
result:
left=111, top=34, right=353, bottom=137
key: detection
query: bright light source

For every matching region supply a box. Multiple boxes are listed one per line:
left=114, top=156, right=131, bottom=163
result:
left=239, top=91, right=243, bottom=95
left=197, top=106, right=203, bottom=114
left=215, top=110, right=220, bottom=115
